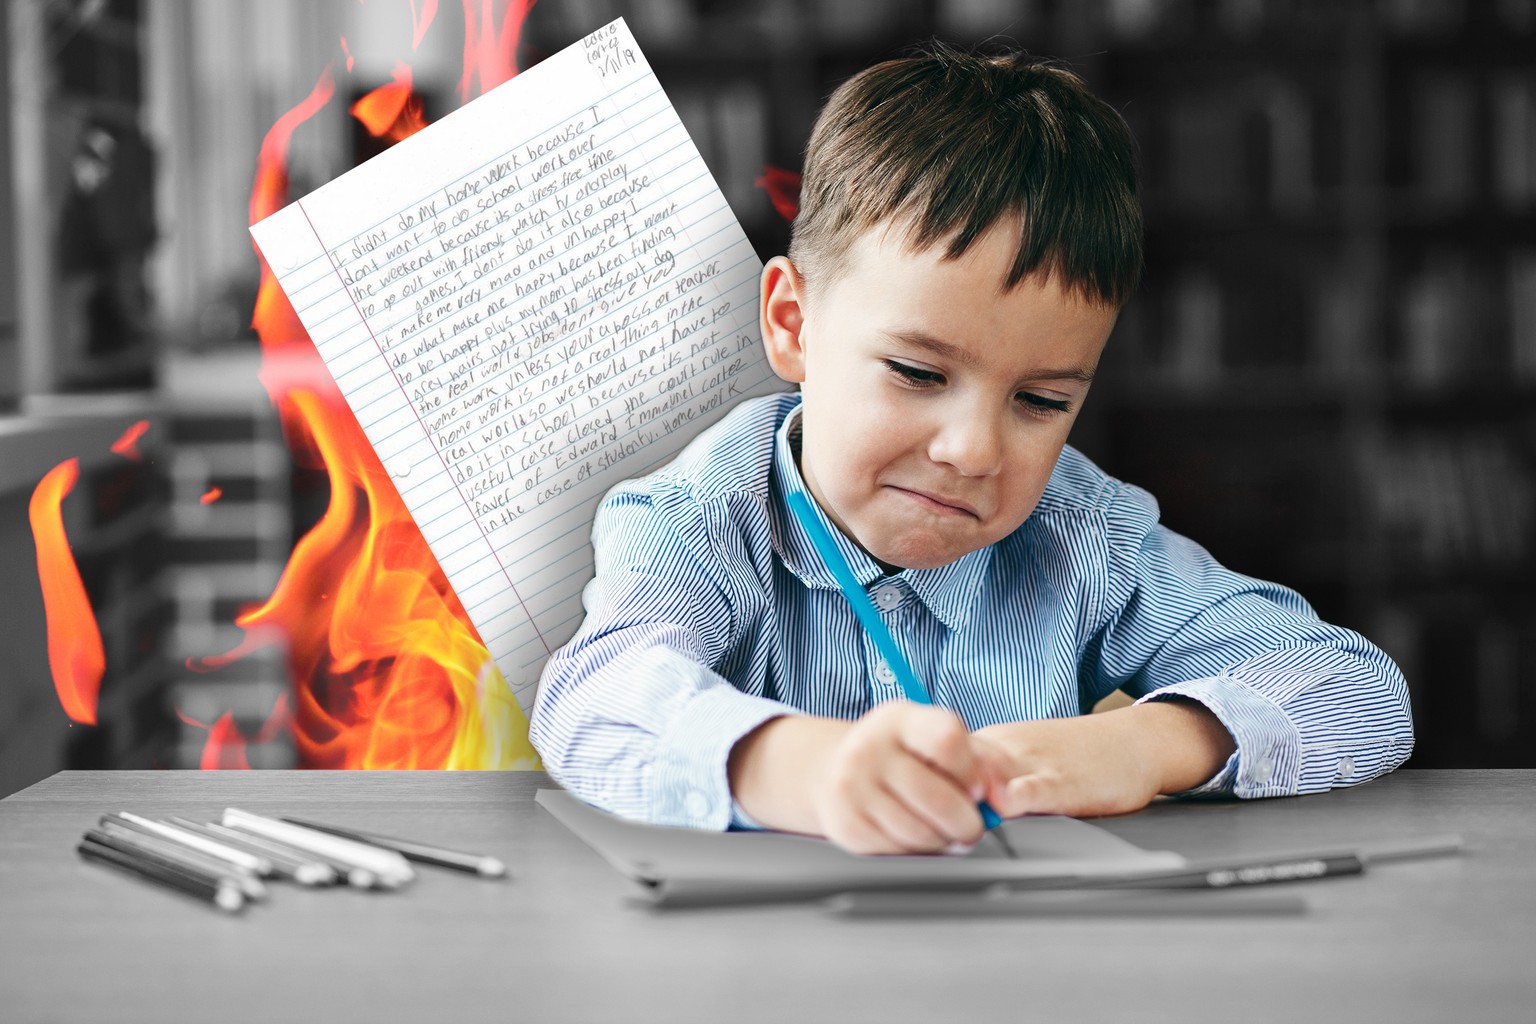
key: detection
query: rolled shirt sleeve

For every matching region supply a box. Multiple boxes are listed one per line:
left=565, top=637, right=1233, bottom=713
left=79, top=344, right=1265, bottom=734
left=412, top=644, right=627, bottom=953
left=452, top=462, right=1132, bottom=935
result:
left=530, top=482, right=797, bottom=829
left=1087, top=482, right=1414, bottom=798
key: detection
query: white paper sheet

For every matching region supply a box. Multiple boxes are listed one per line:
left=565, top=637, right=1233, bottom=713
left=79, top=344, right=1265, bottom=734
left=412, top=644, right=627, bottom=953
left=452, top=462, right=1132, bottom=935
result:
left=250, top=19, right=784, bottom=710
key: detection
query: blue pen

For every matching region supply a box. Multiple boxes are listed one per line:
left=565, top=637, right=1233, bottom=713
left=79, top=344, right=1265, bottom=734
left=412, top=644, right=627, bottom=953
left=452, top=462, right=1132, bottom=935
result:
left=786, top=490, right=1016, bottom=858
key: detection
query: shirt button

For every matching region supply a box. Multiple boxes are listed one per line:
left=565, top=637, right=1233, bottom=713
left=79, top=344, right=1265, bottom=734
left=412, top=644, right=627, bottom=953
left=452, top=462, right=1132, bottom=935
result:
left=875, top=663, right=896, bottom=684
left=1253, top=757, right=1273, bottom=783
left=685, top=790, right=709, bottom=820
left=874, top=586, right=901, bottom=610
left=1336, top=756, right=1355, bottom=780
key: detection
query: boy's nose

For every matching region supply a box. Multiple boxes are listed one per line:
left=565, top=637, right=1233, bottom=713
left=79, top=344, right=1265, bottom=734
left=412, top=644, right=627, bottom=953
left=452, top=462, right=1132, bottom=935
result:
left=929, top=408, right=1004, bottom=477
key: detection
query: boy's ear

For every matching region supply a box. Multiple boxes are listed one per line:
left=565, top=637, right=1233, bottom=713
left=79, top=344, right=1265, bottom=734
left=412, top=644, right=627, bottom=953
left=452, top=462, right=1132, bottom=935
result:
left=760, top=256, right=808, bottom=384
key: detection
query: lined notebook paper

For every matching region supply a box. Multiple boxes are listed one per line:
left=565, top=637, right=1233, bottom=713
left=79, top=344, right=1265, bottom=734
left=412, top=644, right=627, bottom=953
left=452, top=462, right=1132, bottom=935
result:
left=250, top=19, right=783, bottom=712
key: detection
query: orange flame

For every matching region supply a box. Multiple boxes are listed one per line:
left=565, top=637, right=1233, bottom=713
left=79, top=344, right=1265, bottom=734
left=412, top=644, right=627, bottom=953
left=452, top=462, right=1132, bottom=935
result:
left=110, top=420, right=150, bottom=461
left=350, top=63, right=429, bottom=143
left=209, top=11, right=538, bottom=770
left=755, top=165, right=801, bottom=222
left=28, top=459, right=105, bottom=726
left=459, top=0, right=535, bottom=100
left=409, top=0, right=440, bottom=50
left=200, top=486, right=223, bottom=505
left=177, top=694, right=291, bottom=770
left=252, top=68, right=335, bottom=234
left=200, top=713, right=252, bottom=770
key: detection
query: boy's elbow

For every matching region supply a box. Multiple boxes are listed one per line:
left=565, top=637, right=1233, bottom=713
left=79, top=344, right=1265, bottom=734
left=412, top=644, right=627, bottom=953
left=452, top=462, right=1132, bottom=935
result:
left=527, top=648, right=584, bottom=778
left=1356, top=647, right=1416, bottom=778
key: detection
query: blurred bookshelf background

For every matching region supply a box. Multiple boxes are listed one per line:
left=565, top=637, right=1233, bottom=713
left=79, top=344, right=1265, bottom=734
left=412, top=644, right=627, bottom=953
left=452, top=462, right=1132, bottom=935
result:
left=1, top=0, right=1531, bottom=796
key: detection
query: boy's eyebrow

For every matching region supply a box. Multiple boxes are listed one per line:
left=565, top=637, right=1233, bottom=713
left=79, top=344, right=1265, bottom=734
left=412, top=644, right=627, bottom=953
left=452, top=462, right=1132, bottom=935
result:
left=880, top=329, right=1097, bottom=385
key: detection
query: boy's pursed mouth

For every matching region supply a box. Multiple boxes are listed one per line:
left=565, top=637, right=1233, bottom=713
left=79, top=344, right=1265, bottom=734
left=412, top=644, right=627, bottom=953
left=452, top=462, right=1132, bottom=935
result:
left=890, top=486, right=980, bottom=518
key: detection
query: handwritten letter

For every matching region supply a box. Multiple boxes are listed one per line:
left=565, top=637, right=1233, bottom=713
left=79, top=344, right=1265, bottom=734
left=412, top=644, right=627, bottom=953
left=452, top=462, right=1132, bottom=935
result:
left=251, top=19, right=783, bottom=710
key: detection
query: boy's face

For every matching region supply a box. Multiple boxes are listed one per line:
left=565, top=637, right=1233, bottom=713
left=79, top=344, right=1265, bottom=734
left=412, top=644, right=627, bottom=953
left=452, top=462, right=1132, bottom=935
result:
left=761, top=220, right=1118, bottom=571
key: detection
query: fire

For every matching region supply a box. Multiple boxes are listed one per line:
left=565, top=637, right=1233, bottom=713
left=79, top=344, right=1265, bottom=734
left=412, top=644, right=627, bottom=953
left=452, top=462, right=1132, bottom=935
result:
left=409, top=1, right=439, bottom=50
left=459, top=0, right=535, bottom=99
left=28, top=2, right=546, bottom=771
left=350, top=63, right=429, bottom=143
left=199, top=3, right=539, bottom=770
left=110, top=420, right=150, bottom=461
left=28, top=459, right=105, bottom=726
left=177, top=695, right=291, bottom=770
left=200, top=487, right=223, bottom=505
left=755, top=165, right=801, bottom=221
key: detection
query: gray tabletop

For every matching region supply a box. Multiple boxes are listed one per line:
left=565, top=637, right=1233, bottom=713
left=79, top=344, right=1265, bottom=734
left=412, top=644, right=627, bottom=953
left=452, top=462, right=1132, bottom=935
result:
left=1, top=769, right=1532, bottom=1024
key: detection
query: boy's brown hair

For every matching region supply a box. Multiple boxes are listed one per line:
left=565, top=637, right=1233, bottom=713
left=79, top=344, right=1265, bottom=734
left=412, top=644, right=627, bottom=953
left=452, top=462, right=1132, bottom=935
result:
left=788, top=43, right=1142, bottom=307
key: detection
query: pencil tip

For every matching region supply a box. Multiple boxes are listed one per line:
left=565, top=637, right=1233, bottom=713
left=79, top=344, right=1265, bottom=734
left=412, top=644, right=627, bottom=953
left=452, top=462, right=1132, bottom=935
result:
left=478, top=858, right=508, bottom=878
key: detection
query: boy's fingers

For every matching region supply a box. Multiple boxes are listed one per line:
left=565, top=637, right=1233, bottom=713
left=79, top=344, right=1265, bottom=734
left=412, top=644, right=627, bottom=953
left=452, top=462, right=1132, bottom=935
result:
left=894, top=706, right=986, bottom=800
left=1003, top=773, right=1070, bottom=817
left=881, top=753, right=986, bottom=846
left=971, top=736, right=1022, bottom=801
left=826, top=805, right=899, bottom=856
left=866, top=784, right=954, bottom=853
left=830, top=788, right=942, bottom=855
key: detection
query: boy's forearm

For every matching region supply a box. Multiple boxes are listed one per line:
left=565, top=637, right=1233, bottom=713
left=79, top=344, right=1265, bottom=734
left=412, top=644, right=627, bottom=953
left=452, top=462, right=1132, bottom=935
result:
left=976, top=699, right=1236, bottom=805
left=1113, top=698, right=1236, bottom=794
left=727, top=714, right=851, bottom=836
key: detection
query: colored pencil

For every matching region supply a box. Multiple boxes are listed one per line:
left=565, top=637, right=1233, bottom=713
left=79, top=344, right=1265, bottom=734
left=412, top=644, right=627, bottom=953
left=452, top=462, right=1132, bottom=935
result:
left=96, top=818, right=269, bottom=900
left=785, top=489, right=1017, bottom=857
left=169, top=818, right=337, bottom=886
left=222, top=808, right=413, bottom=888
left=281, top=816, right=508, bottom=877
left=827, top=889, right=1307, bottom=918
left=112, top=811, right=274, bottom=876
left=78, top=833, right=245, bottom=913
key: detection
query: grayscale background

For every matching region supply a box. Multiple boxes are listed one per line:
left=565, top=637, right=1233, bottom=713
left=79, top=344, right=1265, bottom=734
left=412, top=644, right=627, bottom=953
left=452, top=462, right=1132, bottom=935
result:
left=1, top=0, right=1530, bottom=797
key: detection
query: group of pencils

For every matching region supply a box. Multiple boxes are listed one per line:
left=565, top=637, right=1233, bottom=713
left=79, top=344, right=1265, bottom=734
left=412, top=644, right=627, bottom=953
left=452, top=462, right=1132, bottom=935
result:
left=76, top=808, right=507, bottom=913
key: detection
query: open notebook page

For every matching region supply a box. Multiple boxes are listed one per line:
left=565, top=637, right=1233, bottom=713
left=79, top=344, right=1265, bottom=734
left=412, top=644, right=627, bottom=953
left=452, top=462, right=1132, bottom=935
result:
left=250, top=19, right=783, bottom=712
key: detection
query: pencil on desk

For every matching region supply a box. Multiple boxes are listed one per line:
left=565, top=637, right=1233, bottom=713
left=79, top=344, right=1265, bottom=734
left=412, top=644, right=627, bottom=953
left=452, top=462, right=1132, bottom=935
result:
left=169, top=818, right=337, bottom=886
left=198, top=816, right=376, bottom=889
left=96, top=818, right=269, bottom=900
left=826, top=889, right=1307, bottom=918
left=983, top=852, right=1367, bottom=895
left=222, top=808, right=413, bottom=889
left=111, top=811, right=275, bottom=877
left=78, top=831, right=246, bottom=913
left=280, top=816, right=508, bottom=878
left=1109, top=853, right=1366, bottom=889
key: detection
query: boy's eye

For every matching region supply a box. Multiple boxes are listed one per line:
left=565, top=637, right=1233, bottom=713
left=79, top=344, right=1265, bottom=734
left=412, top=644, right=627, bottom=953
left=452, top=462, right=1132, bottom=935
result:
left=1018, top=391, right=1072, bottom=415
left=883, top=359, right=945, bottom=387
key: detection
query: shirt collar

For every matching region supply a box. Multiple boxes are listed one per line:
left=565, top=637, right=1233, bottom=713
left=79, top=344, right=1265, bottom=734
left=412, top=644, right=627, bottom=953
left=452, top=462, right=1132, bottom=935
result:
left=770, top=402, right=993, bottom=633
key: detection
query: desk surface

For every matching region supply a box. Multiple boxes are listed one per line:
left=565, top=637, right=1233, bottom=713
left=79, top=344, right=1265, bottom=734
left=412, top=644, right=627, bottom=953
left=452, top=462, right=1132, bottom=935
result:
left=1, top=769, right=1532, bottom=1024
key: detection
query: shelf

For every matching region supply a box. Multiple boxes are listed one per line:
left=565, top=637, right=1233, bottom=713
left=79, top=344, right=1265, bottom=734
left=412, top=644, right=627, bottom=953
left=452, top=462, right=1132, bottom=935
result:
left=0, top=395, right=159, bottom=495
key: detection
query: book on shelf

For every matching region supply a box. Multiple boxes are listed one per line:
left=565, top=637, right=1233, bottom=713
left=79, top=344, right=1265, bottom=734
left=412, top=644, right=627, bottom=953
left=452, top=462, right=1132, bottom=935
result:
left=1491, top=71, right=1536, bottom=210
left=1508, top=248, right=1536, bottom=382
left=1411, top=71, right=1477, bottom=209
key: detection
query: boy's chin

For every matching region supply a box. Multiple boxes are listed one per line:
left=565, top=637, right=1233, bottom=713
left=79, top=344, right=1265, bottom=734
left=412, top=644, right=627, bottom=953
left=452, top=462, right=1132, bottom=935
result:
left=865, top=532, right=979, bottom=573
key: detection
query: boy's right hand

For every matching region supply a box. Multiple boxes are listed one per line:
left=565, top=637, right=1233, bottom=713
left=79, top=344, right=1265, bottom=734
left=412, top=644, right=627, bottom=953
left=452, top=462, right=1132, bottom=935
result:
left=729, top=703, right=1002, bottom=855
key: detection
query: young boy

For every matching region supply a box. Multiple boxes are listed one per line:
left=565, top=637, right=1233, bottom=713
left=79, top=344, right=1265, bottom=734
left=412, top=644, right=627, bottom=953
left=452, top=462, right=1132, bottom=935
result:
left=529, top=45, right=1413, bottom=855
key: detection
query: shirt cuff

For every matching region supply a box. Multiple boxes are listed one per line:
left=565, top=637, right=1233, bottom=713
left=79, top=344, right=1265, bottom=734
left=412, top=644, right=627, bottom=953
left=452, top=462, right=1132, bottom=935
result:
left=648, top=679, right=797, bottom=830
left=728, top=798, right=768, bottom=831
left=1135, top=675, right=1302, bottom=799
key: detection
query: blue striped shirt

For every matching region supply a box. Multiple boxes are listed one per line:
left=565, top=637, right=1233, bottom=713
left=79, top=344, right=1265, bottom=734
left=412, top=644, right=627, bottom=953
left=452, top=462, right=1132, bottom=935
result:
left=530, top=393, right=1413, bottom=829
